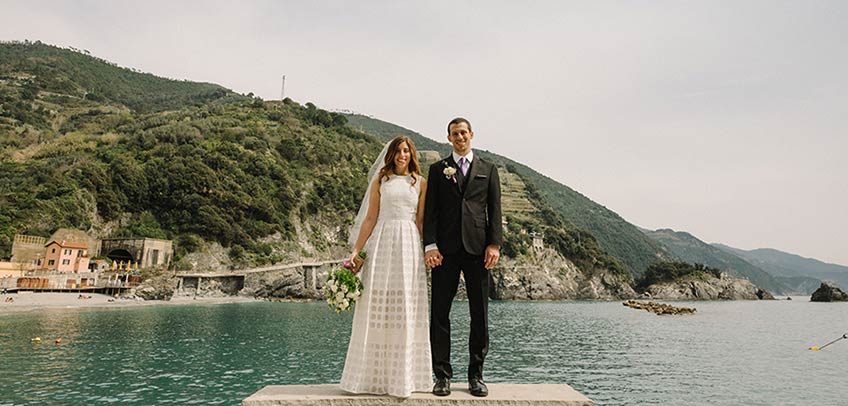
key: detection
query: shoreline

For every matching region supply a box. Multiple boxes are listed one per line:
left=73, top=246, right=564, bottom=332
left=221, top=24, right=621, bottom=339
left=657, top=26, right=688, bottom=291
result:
left=0, top=291, right=258, bottom=315
left=0, top=292, right=815, bottom=316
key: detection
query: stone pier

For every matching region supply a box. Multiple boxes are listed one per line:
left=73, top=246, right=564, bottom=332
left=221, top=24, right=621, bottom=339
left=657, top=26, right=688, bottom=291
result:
left=242, top=384, right=592, bottom=406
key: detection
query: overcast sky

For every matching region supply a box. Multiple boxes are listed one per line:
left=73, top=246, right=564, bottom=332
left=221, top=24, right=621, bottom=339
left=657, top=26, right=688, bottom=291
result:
left=3, top=1, right=846, bottom=265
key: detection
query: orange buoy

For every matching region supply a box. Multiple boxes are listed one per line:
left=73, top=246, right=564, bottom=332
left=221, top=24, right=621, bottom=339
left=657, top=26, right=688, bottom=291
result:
left=55, top=337, right=62, bottom=344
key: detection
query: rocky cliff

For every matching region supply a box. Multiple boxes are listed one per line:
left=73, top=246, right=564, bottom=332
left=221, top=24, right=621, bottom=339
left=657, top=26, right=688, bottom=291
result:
left=491, top=248, right=636, bottom=300
left=642, top=273, right=774, bottom=300
left=242, top=264, right=331, bottom=300
left=130, top=273, right=178, bottom=300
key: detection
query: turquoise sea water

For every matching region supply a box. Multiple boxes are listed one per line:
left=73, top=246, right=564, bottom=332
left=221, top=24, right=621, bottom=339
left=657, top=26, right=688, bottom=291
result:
left=0, top=299, right=845, bottom=405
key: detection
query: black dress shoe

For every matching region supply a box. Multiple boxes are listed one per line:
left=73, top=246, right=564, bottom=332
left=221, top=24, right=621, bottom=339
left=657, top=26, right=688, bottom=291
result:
left=433, top=378, right=451, bottom=396
left=468, top=378, right=488, bottom=397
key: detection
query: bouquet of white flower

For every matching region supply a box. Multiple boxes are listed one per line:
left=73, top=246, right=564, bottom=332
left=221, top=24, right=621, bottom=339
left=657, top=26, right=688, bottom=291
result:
left=324, top=252, right=365, bottom=313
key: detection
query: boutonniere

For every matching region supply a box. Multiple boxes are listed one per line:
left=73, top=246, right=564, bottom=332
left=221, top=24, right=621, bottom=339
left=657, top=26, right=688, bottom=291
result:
left=443, top=162, right=457, bottom=183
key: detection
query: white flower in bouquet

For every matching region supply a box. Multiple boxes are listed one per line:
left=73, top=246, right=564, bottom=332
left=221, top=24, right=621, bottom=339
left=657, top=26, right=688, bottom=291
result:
left=323, top=252, right=366, bottom=313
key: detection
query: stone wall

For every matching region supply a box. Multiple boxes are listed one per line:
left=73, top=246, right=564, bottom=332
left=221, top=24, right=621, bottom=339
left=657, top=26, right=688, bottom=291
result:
left=10, top=234, right=47, bottom=265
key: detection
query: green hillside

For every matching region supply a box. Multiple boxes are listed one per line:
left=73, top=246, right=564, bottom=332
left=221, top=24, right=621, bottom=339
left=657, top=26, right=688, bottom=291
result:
left=0, top=41, right=243, bottom=114
left=345, top=114, right=666, bottom=276
left=642, top=229, right=788, bottom=294
left=0, top=42, right=379, bottom=266
left=714, top=244, right=847, bottom=290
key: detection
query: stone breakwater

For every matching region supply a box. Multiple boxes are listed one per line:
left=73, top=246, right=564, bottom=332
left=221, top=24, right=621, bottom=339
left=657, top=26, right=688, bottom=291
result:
left=623, top=300, right=696, bottom=315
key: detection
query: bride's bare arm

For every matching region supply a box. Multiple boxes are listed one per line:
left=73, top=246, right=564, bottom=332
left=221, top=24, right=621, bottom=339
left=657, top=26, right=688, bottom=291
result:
left=416, top=178, right=427, bottom=237
left=351, top=178, right=382, bottom=258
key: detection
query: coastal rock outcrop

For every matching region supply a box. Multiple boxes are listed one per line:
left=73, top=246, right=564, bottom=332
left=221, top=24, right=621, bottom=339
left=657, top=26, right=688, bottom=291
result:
left=242, top=263, right=336, bottom=300
left=642, top=273, right=773, bottom=300
left=490, top=248, right=636, bottom=300
left=250, top=271, right=315, bottom=299
left=810, top=282, right=848, bottom=302
left=756, top=288, right=775, bottom=300
left=131, top=274, right=178, bottom=301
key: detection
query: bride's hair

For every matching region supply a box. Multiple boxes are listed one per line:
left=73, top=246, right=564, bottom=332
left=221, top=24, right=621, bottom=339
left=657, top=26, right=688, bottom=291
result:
left=378, top=136, right=421, bottom=186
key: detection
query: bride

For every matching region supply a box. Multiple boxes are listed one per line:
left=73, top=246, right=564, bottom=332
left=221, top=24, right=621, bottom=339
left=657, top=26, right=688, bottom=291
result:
left=339, top=136, right=433, bottom=397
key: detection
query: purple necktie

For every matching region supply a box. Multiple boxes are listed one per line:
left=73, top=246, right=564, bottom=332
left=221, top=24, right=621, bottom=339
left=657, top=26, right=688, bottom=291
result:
left=459, top=157, right=469, bottom=177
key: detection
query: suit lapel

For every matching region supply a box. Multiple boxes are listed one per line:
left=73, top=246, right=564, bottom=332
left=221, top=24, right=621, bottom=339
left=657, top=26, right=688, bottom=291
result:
left=462, top=157, right=482, bottom=196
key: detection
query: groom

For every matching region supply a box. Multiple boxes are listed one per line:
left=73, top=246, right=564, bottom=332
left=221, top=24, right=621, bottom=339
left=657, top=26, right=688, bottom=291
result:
left=423, top=117, right=502, bottom=397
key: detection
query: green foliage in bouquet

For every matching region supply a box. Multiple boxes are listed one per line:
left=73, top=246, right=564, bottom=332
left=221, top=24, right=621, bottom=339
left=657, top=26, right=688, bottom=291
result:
left=324, top=268, right=363, bottom=313
left=324, top=251, right=366, bottom=313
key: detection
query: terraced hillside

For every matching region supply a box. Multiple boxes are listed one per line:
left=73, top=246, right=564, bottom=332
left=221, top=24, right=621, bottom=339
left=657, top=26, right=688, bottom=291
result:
left=500, top=170, right=537, bottom=216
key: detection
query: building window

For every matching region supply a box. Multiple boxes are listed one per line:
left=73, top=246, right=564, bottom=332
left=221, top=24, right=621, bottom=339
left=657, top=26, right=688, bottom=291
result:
left=52, top=248, right=56, bottom=253
left=64, top=249, right=71, bottom=255
left=62, top=259, right=70, bottom=265
left=77, top=250, right=84, bottom=257
left=48, top=259, right=55, bottom=266
left=152, top=249, right=160, bottom=265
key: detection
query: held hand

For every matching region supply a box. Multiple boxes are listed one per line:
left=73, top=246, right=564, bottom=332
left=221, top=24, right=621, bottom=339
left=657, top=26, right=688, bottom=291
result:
left=424, top=249, right=443, bottom=269
left=484, top=245, right=500, bottom=270
left=348, top=251, right=360, bottom=274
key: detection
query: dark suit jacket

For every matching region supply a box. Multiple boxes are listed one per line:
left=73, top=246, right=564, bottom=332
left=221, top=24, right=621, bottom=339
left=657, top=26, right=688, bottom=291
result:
left=423, top=154, right=503, bottom=256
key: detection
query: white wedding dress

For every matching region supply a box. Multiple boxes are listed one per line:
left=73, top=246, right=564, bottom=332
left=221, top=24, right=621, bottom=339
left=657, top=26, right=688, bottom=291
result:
left=339, top=174, right=433, bottom=397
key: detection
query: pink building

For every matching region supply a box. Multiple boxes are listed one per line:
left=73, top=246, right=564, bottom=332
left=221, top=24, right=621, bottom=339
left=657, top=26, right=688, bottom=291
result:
left=42, top=241, right=90, bottom=272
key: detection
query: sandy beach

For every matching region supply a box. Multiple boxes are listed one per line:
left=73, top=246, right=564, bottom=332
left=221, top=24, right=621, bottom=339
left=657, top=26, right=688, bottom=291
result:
left=0, top=291, right=257, bottom=315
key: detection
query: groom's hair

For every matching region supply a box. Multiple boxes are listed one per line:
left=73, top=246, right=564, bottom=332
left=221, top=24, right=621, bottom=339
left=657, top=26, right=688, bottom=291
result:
left=447, top=117, right=472, bottom=134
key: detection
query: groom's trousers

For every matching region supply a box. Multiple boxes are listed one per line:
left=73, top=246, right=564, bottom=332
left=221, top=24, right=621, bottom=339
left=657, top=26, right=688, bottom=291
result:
left=430, top=250, right=490, bottom=381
